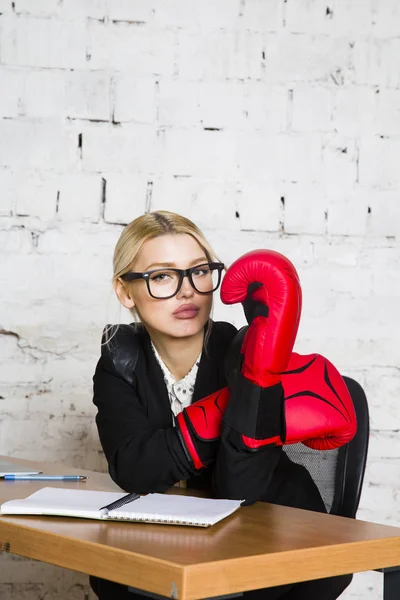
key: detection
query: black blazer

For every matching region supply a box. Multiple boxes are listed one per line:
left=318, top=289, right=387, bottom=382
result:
left=93, top=320, right=326, bottom=513
left=93, top=320, right=237, bottom=494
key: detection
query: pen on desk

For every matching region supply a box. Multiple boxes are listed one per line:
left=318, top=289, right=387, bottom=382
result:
left=4, top=475, right=88, bottom=481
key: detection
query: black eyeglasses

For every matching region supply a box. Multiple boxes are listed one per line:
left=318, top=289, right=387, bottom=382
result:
left=120, top=262, right=225, bottom=299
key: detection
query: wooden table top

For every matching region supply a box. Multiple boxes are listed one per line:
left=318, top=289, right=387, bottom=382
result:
left=1, top=456, right=400, bottom=600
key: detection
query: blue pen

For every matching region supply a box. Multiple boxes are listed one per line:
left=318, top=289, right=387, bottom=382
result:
left=4, top=475, right=87, bottom=481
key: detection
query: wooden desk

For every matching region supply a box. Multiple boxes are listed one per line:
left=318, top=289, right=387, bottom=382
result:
left=0, top=456, right=400, bottom=600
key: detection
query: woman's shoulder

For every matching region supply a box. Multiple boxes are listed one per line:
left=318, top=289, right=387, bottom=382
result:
left=101, top=323, right=147, bottom=354
left=99, top=323, right=148, bottom=385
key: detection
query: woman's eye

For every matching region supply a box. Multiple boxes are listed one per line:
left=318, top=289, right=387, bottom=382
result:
left=193, top=268, right=210, bottom=277
left=151, top=273, right=171, bottom=282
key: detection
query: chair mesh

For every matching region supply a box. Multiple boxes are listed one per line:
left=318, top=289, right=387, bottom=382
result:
left=282, top=443, right=340, bottom=513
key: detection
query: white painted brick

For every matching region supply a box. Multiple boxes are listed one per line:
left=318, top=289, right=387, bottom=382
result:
left=292, top=86, right=333, bottom=132
left=336, top=294, right=399, bottom=343
left=114, top=75, right=156, bottom=123
left=363, top=190, right=400, bottom=238
left=373, top=89, right=400, bottom=136
left=282, top=134, right=323, bottom=183
left=0, top=69, right=22, bottom=117
left=14, top=172, right=58, bottom=220
left=365, top=458, right=400, bottom=487
left=177, top=31, right=265, bottom=81
left=360, top=484, right=400, bottom=514
left=106, top=0, right=154, bottom=22
left=56, top=174, right=102, bottom=222
left=61, top=0, right=106, bottom=19
left=283, top=0, right=331, bottom=34
left=239, top=0, right=282, bottom=31
left=285, top=0, right=373, bottom=35
left=373, top=265, right=400, bottom=297
left=322, top=137, right=357, bottom=193
left=354, top=37, right=400, bottom=88
left=380, top=37, right=400, bottom=88
left=153, top=0, right=240, bottom=29
left=236, top=184, right=281, bottom=232
left=103, top=173, right=147, bottom=224
left=1, top=16, right=87, bottom=68
left=237, top=133, right=283, bottom=181
left=359, top=136, right=400, bottom=188
left=372, top=0, right=400, bottom=36
left=161, top=129, right=237, bottom=178
left=264, top=33, right=352, bottom=84
left=313, top=239, right=362, bottom=267
left=352, top=38, right=382, bottom=86
left=333, top=87, right=376, bottom=136
left=151, top=177, right=239, bottom=231
left=0, top=341, right=43, bottom=386
left=82, top=123, right=158, bottom=173
left=0, top=170, right=15, bottom=216
left=0, top=227, right=32, bottom=253
left=244, top=84, right=287, bottom=132
left=358, top=245, right=400, bottom=269
left=328, top=0, right=373, bottom=35
left=87, top=21, right=175, bottom=75
left=66, top=71, right=110, bottom=121
left=198, top=81, right=246, bottom=130
left=158, top=80, right=199, bottom=128
left=284, top=184, right=327, bottom=234
left=0, top=0, right=12, bottom=11
left=12, top=0, right=61, bottom=16
left=38, top=222, right=120, bottom=256
left=22, top=70, right=65, bottom=118
left=329, top=267, right=373, bottom=297
left=367, top=372, right=400, bottom=429
left=0, top=120, right=76, bottom=170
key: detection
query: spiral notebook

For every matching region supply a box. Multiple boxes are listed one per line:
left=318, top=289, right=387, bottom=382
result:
left=0, top=487, right=242, bottom=527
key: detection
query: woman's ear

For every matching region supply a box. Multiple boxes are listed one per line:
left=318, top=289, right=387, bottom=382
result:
left=113, top=279, right=135, bottom=309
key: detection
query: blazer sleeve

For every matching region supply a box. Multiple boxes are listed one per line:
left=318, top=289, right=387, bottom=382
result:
left=212, top=324, right=282, bottom=504
left=212, top=427, right=282, bottom=504
left=93, top=351, right=195, bottom=494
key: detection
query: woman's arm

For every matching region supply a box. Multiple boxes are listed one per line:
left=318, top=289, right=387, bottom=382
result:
left=93, top=353, right=194, bottom=493
left=212, top=428, right=282, bottom=503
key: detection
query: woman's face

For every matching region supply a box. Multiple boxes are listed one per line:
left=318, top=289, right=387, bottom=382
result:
left=118, top=234, right=214, bottom=339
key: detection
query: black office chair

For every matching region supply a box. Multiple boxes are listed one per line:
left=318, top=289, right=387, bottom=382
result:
left=282, top=376, right=369, bottom=517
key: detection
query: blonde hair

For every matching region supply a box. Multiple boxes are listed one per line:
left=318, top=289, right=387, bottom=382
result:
left=106, top=210, right=222, bottom=346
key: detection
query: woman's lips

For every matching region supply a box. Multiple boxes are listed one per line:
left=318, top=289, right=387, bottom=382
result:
left=173, top=304, right=200, bottom=319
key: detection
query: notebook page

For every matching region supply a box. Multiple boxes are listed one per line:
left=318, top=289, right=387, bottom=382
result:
left=109, top=493, right=242, bottom=526
left=0, top=487, right=128, bottom=519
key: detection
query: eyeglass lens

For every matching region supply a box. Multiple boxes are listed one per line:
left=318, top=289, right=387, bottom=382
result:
left=148, top=265, right=220, bottom=298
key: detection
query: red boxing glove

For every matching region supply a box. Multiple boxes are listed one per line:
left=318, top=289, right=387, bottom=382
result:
left=176, top=353, right=357, bottom=467
left=221, top=249, right=302, bottom=388
left=279, top=352, right=357, bottom=449
left=176, top=388, right=230, bottom=470
left=221, top=250, right=302, bottom=448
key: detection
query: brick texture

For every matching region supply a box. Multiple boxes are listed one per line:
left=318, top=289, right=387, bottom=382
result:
left=0, top=1, right=399, bottom=599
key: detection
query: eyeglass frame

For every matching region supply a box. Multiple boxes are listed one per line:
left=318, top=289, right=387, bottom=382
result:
left=120, top=262, right=225, bottom=299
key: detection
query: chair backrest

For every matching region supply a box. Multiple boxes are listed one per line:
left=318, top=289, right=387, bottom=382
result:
left=282, top=376, right=369, bottom=518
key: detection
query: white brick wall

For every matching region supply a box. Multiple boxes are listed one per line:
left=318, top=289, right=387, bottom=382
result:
left=0, top=1, right=399, bottom=599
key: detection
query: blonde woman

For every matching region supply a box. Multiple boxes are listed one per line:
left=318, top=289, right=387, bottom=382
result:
left=91, top=211, right=353, bottom=600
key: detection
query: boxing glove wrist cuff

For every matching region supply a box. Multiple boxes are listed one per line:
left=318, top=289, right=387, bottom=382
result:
left=176, top=412, right=205, bottom=470
left=223, top=373, right=284, bottom=441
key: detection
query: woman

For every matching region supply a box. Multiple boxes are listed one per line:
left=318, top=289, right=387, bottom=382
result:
left=91, top=210, right=352, bottom=600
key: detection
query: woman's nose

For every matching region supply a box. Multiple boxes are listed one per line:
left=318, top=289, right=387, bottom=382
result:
left=177, top=275, right=195, bottom=298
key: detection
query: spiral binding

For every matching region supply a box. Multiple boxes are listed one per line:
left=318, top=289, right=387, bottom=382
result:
left=108, top=512, right=209, bottom=527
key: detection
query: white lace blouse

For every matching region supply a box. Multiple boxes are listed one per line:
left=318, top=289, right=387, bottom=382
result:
left=151, top=342, right=202, bottom=421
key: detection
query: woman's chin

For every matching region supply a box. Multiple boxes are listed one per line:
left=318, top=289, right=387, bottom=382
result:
left=167, top=317, right=206, bottom=338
